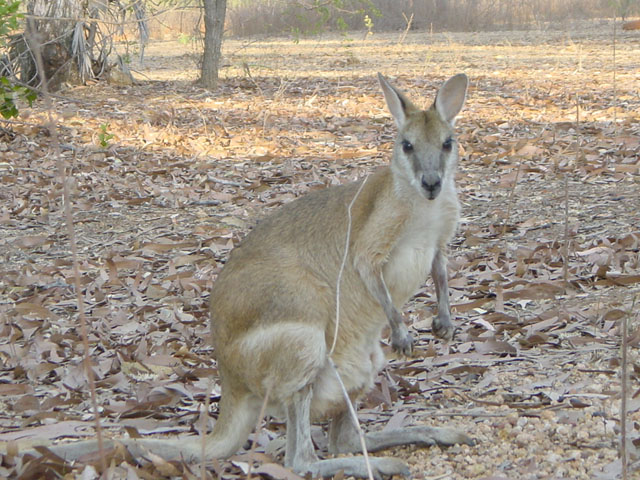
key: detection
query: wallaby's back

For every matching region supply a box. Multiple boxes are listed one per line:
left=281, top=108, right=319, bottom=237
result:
left=210, top=167, right=403, bottom=352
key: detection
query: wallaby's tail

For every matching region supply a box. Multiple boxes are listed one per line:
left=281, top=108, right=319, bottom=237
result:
left=36, top=390, right=259, bottom=464
left=131, top=388, right=259, bottom=462
left=204, top=389, right=259, bottom=459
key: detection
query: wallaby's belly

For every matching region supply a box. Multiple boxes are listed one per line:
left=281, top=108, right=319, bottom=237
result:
left=310, top=328, right=386, bottom=420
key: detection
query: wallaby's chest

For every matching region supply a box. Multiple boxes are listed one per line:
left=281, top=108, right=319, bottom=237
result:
left=383, top=193, right=458, bottom=305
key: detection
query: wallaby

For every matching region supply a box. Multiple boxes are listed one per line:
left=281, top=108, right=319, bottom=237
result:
left=23, top=74, right=472, bottom=477
left=201, top=73, right=472, bottom=477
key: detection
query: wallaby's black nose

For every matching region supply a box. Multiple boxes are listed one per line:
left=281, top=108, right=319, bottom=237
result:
left=421, top=175, right=441, bottom=198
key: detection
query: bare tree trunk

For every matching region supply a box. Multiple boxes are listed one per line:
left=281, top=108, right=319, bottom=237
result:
left=201, top=0, right=227, bottom=89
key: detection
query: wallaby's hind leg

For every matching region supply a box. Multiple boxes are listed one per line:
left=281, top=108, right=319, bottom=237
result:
left=284, top=385, right=319, bottom=470
left=285, top=386, right=410, bottom=479
left=329, top=408, right=474, bottom=455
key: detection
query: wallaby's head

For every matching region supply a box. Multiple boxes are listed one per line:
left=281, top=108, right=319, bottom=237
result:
left=378, top=73, right=468, bottom=201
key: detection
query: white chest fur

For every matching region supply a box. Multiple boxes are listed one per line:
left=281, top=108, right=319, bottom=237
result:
left=384, top=187, right=459, bottom=306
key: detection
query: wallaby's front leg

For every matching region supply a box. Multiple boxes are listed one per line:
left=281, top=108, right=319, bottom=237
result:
left=358, top=264, right=412, bottom=355
left=431, top=249, right=455, bottom=341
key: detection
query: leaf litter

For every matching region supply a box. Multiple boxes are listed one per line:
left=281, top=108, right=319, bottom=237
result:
left=0, top=22, right=639, bottom=479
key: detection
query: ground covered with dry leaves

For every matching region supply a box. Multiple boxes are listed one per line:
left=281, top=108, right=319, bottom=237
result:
left=0, top=20, right=639, bottom=480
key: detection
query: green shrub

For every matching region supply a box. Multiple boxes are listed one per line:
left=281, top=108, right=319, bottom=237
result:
left=0, top=0, right=36, bottom=119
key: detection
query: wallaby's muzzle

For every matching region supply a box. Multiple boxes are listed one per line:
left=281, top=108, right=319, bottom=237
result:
left=421, top=173, right=442, bottom=200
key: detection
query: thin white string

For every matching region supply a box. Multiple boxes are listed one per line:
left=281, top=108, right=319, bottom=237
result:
left=328, top=358, right=374, bottom=480
left=327, top=174, right=373, bottom=480
left=328, top=174, right=369, bottom=357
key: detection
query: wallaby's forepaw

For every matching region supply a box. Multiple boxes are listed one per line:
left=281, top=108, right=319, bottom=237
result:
left=391, top=324, right=413, bottom=356
left=432, top=313, right=455, bottom=341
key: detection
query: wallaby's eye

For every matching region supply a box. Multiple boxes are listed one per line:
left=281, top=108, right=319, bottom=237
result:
left=442, top=137, right=453, bottom=151
left=401, top=140, right=413, bottom=154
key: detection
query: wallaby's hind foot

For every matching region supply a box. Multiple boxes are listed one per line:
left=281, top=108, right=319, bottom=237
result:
left=329, top=406, right=474, bottom=456
left=358, top=425, right=475, bottom=452
left=305, top=456, right=411, bottom=480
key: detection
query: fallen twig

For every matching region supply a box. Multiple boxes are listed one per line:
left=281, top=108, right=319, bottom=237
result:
left=207, top=174, right=243, bottom=187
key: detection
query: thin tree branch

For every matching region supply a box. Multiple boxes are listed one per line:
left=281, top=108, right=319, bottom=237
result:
left=25, top=27, right=106, bottom=473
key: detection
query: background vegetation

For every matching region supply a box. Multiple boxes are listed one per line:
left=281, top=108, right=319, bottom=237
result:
left=147, top=0, right=640, bottom=39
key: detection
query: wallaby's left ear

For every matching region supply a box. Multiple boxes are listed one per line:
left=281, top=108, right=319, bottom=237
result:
left=435, top=74, right=468, bottom=124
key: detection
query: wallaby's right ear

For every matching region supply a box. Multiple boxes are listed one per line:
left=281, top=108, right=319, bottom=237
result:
left=378, top=73, right=414, bottom=128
